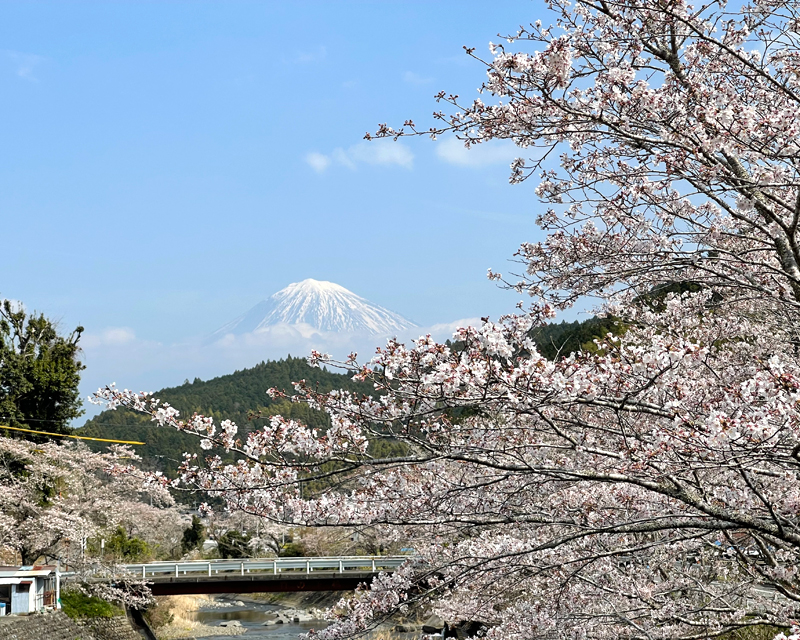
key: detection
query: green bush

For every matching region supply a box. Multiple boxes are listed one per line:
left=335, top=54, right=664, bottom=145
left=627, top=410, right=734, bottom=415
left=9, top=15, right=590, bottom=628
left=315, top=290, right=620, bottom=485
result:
left=279, top=541, right=306, bottom=557
left=105, top=526, right=151, bottom=562
left=60, top=589, right=123, bottom=619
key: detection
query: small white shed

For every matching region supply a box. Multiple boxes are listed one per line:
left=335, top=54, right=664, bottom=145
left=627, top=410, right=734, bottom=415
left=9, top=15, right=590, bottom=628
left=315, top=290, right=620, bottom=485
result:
left=0, top=565, right=60, bottom=615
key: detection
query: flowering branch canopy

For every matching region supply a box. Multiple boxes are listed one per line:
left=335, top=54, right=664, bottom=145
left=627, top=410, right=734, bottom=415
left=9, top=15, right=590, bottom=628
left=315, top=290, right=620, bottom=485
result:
left=95, top=1, right=800, bottom=637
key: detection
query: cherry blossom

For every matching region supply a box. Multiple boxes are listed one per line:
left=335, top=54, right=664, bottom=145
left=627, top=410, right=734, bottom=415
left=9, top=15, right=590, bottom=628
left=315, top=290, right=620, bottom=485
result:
left=0, top=436, right=181, bottom=606
left=93, top=1, right=800, bottom=637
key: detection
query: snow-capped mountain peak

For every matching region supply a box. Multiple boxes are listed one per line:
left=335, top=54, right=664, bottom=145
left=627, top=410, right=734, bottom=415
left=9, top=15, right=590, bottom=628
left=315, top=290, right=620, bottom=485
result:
left=212, top=279, right=417, bottom=337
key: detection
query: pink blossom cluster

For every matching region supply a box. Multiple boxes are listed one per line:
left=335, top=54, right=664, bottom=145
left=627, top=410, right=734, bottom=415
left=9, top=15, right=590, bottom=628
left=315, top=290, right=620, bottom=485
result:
left=0, top=436, right=184, bottom=607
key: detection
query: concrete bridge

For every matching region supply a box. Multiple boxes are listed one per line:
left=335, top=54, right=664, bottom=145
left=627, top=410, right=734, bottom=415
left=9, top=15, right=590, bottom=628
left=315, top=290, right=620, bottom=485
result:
left=117, top=555, right=408, bottom=596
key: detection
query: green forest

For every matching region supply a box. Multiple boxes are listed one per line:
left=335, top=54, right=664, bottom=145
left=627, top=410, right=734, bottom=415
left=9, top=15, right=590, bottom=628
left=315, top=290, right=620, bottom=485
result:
left=529, top=315, right=624, bottom=360
left=79, top=356, right=375, bottom=469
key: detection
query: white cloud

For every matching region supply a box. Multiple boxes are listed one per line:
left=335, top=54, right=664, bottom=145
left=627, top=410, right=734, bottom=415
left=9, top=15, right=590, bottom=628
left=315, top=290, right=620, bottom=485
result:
left=436, top=137, right=520, bottom=167
left=209, top=317, right=480, bottom=363
left=305, top=152, right=331, bottom=173
left=346, top=141, right=413, bottom=168
left=403, top=71, right=434, bottom=85
left=292, top=46, right=327, bottom=64
left=405, top=317, right=481, bottom=340
left=3, top=50, right=45, bottom=82
left=79, top=316, right=481, bottom=421
left=352, top=141, right=413, bottom=167
left=331, top=147, right=356, bottom=170
left=305, top=140, right=414, bottom=173
left=81, top=327, right=137, bottom=348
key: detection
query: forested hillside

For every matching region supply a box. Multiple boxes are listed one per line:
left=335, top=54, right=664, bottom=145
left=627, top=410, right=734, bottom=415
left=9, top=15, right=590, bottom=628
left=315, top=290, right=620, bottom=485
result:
left=79, top=356, right=375, bottom=469
left=529, top=315, right=624, bottom=360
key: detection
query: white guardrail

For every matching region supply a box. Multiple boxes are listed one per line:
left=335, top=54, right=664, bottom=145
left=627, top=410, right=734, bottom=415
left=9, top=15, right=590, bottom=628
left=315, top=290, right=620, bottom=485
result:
left=121, top=555, right=409, bottom=580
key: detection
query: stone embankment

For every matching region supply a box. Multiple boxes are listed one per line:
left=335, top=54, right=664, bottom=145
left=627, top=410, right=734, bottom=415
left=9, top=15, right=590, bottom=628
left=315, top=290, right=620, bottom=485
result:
left=77, top=614, right=142, bottom=640
left=0, top=611, right=141, bottom=640
left=0, top=611, right=94, bottom=640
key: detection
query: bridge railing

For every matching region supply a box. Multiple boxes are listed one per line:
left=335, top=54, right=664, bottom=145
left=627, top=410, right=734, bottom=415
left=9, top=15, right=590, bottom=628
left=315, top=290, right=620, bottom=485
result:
left=121, top=555, right=409, bottom=580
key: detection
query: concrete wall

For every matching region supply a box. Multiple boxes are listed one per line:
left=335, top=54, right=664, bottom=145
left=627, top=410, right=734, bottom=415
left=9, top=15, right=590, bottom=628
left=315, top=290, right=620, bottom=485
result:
left=0, top=610, right=96, bottom=640
left=0, top=611, right=144, bottom=640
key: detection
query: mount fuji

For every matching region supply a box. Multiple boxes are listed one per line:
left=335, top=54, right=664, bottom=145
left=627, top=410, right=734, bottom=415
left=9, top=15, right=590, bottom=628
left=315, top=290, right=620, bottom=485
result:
left=211, top=279, right=418, bottom=338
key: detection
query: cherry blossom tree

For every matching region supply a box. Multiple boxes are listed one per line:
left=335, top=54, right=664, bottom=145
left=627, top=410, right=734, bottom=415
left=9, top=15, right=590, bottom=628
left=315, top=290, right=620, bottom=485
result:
left=0, top=436, right=179, bottom=605
left=95, top=1, right=800, bottom=638
left=110, top=498, right=188, bottom=561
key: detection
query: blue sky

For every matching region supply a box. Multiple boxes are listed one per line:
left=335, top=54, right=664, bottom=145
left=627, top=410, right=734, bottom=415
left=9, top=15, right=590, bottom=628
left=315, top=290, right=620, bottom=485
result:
left=0, top=1, right=558, bottom=412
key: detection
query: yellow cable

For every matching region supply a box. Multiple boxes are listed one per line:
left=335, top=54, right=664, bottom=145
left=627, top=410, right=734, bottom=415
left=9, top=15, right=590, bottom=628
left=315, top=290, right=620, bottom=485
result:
left=0, top=424, right=145, bottom=445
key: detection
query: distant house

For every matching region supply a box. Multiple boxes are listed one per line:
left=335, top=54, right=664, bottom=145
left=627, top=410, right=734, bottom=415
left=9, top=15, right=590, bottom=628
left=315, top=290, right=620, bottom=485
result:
left=0, top=566, right=60, bottom=615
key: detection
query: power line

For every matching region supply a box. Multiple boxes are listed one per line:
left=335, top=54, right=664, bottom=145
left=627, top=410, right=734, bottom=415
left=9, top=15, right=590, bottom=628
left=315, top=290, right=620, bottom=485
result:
left=0, top=424, right=145, bottom=445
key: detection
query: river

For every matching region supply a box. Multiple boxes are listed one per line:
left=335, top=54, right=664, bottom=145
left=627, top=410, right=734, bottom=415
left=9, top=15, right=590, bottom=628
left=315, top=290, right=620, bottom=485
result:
left=189, top=598, right=326, bottom=640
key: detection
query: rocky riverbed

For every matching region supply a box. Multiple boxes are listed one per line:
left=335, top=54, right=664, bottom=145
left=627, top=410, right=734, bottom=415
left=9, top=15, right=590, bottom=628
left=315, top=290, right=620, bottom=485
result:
left=154, top=594, right=330, bottom=639
left=154, top=592, right=433, bottom=640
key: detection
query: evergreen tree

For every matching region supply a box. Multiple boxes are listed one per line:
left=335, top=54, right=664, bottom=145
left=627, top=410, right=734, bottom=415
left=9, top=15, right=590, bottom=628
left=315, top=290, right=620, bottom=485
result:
left=180, top=515, right=205, bottom=554
left=0, top=298, right=84, bottom=438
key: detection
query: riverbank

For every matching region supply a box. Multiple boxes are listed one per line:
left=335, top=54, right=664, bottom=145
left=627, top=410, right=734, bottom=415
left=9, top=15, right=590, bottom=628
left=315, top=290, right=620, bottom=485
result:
left=149, top=591, right=429, bottom=640
left=243, top=590, right=346, bottom=613
left=149, top=592, right=338, bottom=639
left=153, top=595, right=249, bottom=639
